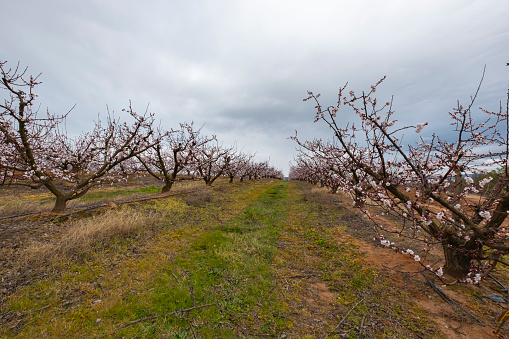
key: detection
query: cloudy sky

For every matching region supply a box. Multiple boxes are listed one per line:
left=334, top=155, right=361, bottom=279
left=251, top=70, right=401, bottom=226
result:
left=2, top=0, right=508, bottom=175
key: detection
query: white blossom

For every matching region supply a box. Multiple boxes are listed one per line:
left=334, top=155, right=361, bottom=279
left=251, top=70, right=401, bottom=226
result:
left=479, top=211, right=491, bottom=219
left=415, top=122, right=427, bottom=133
left=479, top=177, right=492, bottom=188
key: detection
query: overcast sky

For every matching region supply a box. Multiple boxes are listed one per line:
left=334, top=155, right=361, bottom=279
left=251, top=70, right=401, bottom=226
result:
left=2, top=0, right=508, bottom=175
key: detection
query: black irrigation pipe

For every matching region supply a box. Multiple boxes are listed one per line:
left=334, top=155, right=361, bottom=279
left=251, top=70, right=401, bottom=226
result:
left=1, top=180, right=236, bottom=222
left=421, top=271, right=485, bottom=326
left=0, top=211, right=41, bottom=221
left=496, top=259, right=509, bottom=267
left=488, top=274, right=509, bottom=293
left=47, top=189, right=203, bottom=222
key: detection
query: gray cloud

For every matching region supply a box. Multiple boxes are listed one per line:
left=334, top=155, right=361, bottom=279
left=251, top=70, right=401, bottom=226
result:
left=2, top=0, right=508, bottom=174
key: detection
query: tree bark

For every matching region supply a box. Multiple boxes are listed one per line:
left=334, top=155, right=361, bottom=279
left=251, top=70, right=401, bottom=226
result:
left=52, top=195, right=68, bottom=213
left=442, top=243, right=475, bottom=279
left=161, top=181, right=173, bottom=193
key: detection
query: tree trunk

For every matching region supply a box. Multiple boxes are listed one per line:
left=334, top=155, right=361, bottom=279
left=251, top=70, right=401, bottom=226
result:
left=229, top=176, right=234, bottom=183
left=161, top=181, right=173, bottom=193
left=52, top=196, right=68, bottom=213
left=442, top=243, right=474, bottom=279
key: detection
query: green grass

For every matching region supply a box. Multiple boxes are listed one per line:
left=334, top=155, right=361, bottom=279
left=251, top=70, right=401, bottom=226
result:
left=1, top=181, right=292, bottom=338
left=76, top=185, right=162, bottom=201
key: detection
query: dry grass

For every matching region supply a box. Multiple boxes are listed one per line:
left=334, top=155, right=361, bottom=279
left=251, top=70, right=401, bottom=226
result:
left=0, top=177, right=230, bottom=218
left=21, top=207, right=160, bottom=265
left=0, top=199, right=53, bottom=217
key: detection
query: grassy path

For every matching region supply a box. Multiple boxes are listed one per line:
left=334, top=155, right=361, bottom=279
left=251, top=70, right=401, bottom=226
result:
left=1, top=180, right=441, bottom=338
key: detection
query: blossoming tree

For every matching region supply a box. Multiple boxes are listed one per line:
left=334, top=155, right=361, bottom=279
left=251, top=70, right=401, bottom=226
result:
left=223, top=151, right=254, bottom=183
left=0, top=60, right=159, bottom=212
left=293, top=74, right=509, bottom=280
left=136, top=122, right=213, bottom=192
left=191, top=140, right=235, bottom=186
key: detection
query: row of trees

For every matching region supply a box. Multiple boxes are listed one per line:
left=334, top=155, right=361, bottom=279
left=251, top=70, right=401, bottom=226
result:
left=291, top=73, right=509, bottom=281
left=135, top=122, right=282, bottom=191
left=0, top=60, right=282, bottom=213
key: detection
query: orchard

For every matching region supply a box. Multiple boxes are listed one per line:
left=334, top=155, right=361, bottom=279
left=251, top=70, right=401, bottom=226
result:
left=292, top=73, right=509, bottom=281
left=0, top=60, right=283, bottom=212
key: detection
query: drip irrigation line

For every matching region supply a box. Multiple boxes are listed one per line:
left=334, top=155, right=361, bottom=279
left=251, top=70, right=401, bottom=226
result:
left=1, top=180, right=232, bottom=221
left=488, top=274, right=509, bottom=293
left=496, top=259, right=509, bottom=267
left=421, top=271, right=484, bottom=326
left=48, top=189, right=202, bottom=222
left=0, top=211, right=40, bottom=221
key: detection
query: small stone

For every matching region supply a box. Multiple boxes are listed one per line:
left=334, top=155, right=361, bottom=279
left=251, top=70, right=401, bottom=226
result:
left=94, top=318, right=101, bottom=326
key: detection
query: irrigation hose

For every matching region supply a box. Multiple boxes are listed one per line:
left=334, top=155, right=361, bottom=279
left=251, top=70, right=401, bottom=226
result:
left=421, top=271, right=484, bottom=326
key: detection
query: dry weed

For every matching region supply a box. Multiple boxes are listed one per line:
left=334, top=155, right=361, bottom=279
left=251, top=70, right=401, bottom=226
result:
left=22, top=207, right=160, bottom=264
left=0, top=199, right=53, bottom=217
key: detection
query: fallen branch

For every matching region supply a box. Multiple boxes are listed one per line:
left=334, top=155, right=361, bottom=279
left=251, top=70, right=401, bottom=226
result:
left=26, top=304, right=51, bottom=314
left=324, top=282, right=376, bottom=339
left=49, top=189, right=202, bottom=222
left=273, top=268, right=292, bottom=303
left=110, top=303, right=217, bottom=335
left=162, top=268, right=181, bottom=285
left=358, top=312, right=368, bottom=339
left=329, top=296, right=366, bottom=336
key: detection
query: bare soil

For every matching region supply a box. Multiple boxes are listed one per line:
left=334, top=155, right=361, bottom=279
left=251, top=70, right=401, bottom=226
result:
left=315, top=185, right=509, bottom=338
